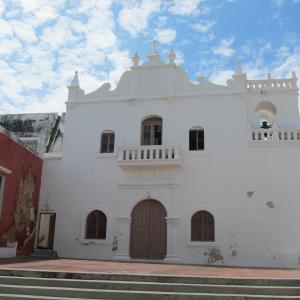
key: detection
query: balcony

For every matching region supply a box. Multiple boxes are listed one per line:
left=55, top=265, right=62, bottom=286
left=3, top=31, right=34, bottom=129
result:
left=249, top=128, right=300, bottom=145
left=117, top=145, right=181, bottom=166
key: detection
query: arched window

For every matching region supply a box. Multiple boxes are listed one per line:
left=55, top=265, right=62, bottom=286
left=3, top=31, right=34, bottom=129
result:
left=191, top=210, right=214, bottom=241
left=141, top=116, right=162, bottom=145
left=100, top=131, right=115, bottom=153
left=189, top=127, right=204, bottom=151
left=86, top=210, right=107, bottom=239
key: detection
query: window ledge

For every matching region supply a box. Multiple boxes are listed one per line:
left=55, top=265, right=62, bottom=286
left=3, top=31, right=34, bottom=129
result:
left=79, top=239, right=110, bottom=246
left=186, top=241, right=217, bottom=248
left=0, top=165, right=12, bottom=175
left=96, top=153, right=116, bottom=158
left=185, top=150, right=208, bottom=157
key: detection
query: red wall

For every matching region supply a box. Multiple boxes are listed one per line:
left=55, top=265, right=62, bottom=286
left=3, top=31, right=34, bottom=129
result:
left=0, top=132, right=43, bottom=256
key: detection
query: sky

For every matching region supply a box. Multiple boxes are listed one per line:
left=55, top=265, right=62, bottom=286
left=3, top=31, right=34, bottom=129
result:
left=0, top=0, right=299, bottom=114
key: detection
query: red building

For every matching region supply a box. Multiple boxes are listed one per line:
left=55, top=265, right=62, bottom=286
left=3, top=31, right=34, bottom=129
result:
left=0, top=126, right=43, bottom=256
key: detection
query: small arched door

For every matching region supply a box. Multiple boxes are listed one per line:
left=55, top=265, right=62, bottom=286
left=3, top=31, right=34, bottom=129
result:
left=130, top=199, right=167, bottom=259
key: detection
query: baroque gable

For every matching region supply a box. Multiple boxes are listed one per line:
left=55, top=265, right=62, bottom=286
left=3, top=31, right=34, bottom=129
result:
left=67, top=49, right=248, bottom=103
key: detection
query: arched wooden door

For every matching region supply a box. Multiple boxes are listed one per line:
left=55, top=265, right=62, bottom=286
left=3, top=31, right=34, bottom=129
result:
left=130, top=199, right=167, bottom=259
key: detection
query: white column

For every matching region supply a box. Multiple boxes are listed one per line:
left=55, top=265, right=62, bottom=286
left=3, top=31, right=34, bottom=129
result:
left=165, top=217, right=180, bottom=263
left=114, top=217, right=131, bottom=261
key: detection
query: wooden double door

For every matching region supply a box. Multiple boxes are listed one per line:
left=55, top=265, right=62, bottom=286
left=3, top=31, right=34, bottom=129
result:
left=130, top=200, right=167, bottom=259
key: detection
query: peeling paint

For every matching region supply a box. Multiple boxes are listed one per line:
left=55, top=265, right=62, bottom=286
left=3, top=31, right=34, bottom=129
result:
left=246, top=191, right=254, bottom=198
left=207, top=248, right=224, bottom=264
left=231, top=250, right=237, bottom=257
left=112, top=236, right=118, bottom=251
left=272, top=256, right=276, bottom=260
left=266, top=201, right=275, bottom=209
left=297, top=257, right=300, bottom=265
left=15, top=173, right=36, bottom=233
left=2, top=172, right=37, bottom=252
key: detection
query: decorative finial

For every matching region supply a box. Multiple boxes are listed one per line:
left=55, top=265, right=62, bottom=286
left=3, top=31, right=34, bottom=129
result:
left=70, top=71, right=80, bottom=87
left=292, top=71, right=296, bottom=78
left=168, top=49, right=176, bottom=64
left=132, top=52, right=140, bottom=67
left=267, top=72, right=272, bottom=79
left=235, top=59, right=243, bottom=75
left=151, top=40, right=159, bottom=53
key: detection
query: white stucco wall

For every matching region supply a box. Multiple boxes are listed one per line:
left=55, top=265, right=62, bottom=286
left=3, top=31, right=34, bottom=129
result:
left=39, top=51, right=300, bottom=268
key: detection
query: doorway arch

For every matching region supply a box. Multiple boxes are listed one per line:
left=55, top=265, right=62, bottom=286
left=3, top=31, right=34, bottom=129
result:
left=130, top=199, right=167, bottom=259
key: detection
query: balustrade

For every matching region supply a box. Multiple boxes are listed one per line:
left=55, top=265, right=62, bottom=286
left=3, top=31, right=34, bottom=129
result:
left=117, top=145, right=181, bottom=166
left=246, top=77, right=297, bottom=93
left=249, top=128, right=300, bottom=142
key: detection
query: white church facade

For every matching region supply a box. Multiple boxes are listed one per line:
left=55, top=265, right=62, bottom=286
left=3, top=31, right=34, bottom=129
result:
left=38, top=45, right=300, bottom=268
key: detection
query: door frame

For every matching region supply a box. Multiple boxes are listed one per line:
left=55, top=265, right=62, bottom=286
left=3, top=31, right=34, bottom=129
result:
left=37, top=212, right=56, bottom=250
left=130, top=199, right=167, bottom=259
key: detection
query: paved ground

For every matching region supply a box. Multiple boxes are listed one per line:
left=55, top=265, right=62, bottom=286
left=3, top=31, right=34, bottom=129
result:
left=0, top=258, right=300, bottom=279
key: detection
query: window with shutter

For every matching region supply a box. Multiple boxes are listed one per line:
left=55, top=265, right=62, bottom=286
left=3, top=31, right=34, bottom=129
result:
left=141, top=117, right=163, bottom=145
left=86, top=210, right=107, bottom=239
left=191, top=210, right=214, bottom=241
left=189, top=128, right=204, bottom=151
left=100, top=131, right=115, bottom=153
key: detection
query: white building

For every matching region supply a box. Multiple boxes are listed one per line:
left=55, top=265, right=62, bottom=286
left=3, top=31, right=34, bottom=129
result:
left=39, top=45, right=300, bottom=268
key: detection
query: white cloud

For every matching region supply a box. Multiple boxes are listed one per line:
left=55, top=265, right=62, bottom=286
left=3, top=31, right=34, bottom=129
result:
left=0, top=0, right=299, bottom=115
left=118, top=0, right=161, bottom=37
left=0, top=0, right=129, bottom=114
left=0, top=2, right=5, bottom=16
left=10, top=20, right=37, bottom=43
left=209, top=47, right=300, bottom=86
left=192, top=20, right=215, bottom=33
left=272, top=50, right=300, bottom=78
left=155, top=28, right=176, bottom=44
left=272, top=0, right=300, bottom=5
left=212, top=38, right=236, bottom=57
left=0, top=19, right=13, bottom=37
left=0, top=38, right=22, bottom=56
left=174, top=49, right=184, bottom=64
left=209, top=70, right=233, bottom=85
left=168, top=0, right=204, bottom=15
left=107, top=50, right=132, bottom=86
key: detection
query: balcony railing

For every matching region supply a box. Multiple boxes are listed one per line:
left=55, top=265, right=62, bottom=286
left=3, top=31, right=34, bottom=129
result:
left=249, top=128, right=300, bottom=143
left=117, top=145, right=181, bottom=166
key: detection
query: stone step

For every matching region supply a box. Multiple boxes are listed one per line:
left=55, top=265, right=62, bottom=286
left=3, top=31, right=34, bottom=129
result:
left=0, top=284, right=300, bottom=300
left=0, top=276, right=299, bottom=296
left=31, top=249, right=57, bottom=258
left=0, top=269, right=299, bottom=286
left=0, top=294, right=105, bottom=300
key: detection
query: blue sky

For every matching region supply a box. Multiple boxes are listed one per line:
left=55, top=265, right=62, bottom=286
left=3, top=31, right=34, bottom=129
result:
left=0, top=0, right=299, bottom=113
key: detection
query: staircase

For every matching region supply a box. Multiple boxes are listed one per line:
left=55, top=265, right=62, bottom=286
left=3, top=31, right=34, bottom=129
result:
left=0, top=269, right=299, bottom=299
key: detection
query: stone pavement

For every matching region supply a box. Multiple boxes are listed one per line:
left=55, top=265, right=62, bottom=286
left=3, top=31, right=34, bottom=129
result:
left=0, top=258, right=299, bottom=279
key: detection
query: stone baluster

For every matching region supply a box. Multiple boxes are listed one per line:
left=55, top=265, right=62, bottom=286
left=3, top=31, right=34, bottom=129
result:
left=125, top=150, right=129, bottom=160
left=174, top=147, right=180, bottom=159
left=291, top=71, right=297, bottom=89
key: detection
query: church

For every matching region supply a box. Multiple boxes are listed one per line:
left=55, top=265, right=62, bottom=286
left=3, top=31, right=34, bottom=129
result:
left=38, top=44, right=300, bottom=268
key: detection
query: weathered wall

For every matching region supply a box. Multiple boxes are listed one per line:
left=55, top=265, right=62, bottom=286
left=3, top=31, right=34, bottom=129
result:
left=0, top=132, right=43, bottom=256
left=39, top=53, right=300, bottom=267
